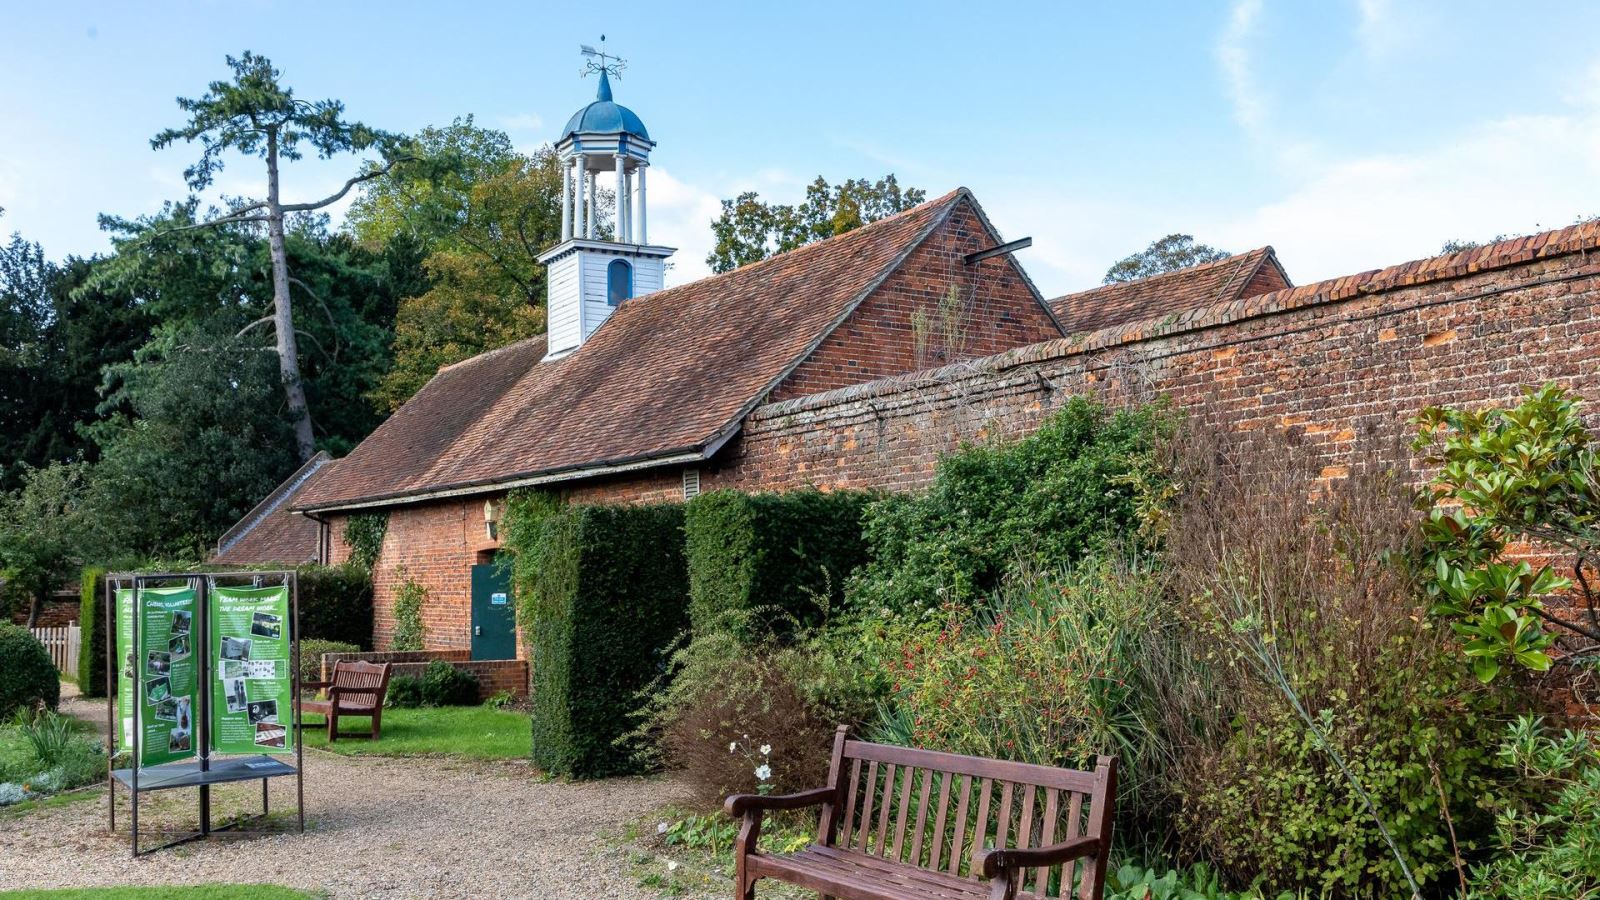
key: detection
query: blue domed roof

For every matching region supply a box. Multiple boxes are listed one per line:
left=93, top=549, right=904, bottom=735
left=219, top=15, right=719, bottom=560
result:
left=561, top=71, right=650, bottom=142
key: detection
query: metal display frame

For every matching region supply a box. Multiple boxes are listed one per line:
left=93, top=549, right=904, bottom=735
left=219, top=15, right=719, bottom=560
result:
left=104, top=570, right=305, bottom=857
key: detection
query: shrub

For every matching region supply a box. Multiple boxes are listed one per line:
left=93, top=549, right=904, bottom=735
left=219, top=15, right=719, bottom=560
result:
left=77, top=566, right=107, bottom=698
left=296, top=564, right=373, bottom=649
left=391, top=568, right=426, bottom=651
left=1158, top=430, right=1510, bottom=896
left=1467, top=716, right=1600, bottom=897
left=871, top=557, right=1170, bottom=812
left=420, top=659, right=479, bottom=706
left=0, top=624, right=58, bottom=718
left=296, top=639, right=360, bottom=686
left=386, top=675, right=424, bottom=708
left=516, top=502, right=689, bottom=778
left=647, top=627, right=838, bottom=810
left=684, top=488, right=871, bottom=642
left=849, top=396, right=1174, bottom=618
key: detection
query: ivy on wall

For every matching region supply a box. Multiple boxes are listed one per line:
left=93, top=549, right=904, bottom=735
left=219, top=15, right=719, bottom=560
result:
left=391, top=566, right=427, bottom=651
left=342, top=513, right=388, bottom=573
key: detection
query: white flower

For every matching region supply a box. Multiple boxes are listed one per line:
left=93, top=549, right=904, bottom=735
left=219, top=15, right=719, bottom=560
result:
left=754, top=764, right=772, bottom=781
left=657, top=822, right=669, bottom=834
left=666, top=860, right=679, bottom=872
left=728, top=741, right=737, bottom=753
left=758, top=744, right=772, bottom=756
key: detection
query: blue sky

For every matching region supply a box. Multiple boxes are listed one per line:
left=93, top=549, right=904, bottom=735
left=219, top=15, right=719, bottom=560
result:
left=3, top=1, right=1599, bottom=296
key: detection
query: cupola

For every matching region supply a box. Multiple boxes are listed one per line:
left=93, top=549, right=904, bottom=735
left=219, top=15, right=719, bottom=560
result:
left=537, top=43, right=675, bottom=361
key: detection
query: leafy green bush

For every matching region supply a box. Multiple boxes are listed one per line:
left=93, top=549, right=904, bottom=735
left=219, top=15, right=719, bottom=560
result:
left=77, top=566, right=108, bottom=698
left=1467, top=716, right=1600, bottom=898
left=342, top=513, right=388, bottom=573
left=684, top=488, right=870, bottom=642
left=391, top=567, right=426, bottom=651
left=871, top=557, right=1170, bottom=810
left=296, top=638, right=360, bottom=685
left=849, top=396, right=1173, bottom=618
left=0, top=624, right=58, bottom=718
left=386, top=675, right=424, bottom=709
left=296, top=563, right=373, bottom=649
left=515, top=502, right=689, bottom=778
left=420, top=659, right=479, bottom=706
left=0, top=709, right=105, bottom=806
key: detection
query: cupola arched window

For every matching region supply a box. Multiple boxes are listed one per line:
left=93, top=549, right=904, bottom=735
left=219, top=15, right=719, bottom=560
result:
left=607, top=259, right=632, bottom=306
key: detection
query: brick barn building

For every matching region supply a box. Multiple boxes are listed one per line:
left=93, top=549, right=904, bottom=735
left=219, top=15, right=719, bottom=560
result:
left=278, top=70, right=1600, bottom=666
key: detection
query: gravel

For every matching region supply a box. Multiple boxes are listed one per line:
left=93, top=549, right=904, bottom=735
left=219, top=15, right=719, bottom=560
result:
left=2, top=690, right=689, bottom=899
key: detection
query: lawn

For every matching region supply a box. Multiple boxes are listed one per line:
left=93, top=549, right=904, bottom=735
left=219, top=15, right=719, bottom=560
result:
left=301, top=704, right=529, bottom=760
left=0, top=888, right=314, bottom=899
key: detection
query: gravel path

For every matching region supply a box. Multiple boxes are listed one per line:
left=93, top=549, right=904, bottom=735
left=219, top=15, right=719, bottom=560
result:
left=3, top=688, right=690, bottom=899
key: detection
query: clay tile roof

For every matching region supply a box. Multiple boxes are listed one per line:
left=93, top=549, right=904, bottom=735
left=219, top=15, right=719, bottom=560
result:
left=295, top=188, right=970, bottom=513
left=213, top=452, right=334, bottom=564
left=1049, top=247, right=1290, bottom=335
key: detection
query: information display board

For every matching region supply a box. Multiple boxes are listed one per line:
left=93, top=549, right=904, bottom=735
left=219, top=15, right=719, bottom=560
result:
left=115, top=585, right=199, bottom=766
left=209, top=584, right=294, bottom=754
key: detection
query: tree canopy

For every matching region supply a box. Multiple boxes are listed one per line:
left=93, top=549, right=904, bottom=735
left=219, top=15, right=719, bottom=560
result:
left=1103, top=234, right=1230, bottom=283
left=706, top=175, right=925, bottom=273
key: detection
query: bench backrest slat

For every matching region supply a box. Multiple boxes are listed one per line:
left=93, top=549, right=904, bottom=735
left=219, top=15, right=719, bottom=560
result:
left=824, top=731, right=1116, bottom=899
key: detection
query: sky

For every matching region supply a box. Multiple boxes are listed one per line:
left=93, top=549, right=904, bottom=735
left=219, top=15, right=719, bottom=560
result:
left=3, top=1, right=1600, bottom=297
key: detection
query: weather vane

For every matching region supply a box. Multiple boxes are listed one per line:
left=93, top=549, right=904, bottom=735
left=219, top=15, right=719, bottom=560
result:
left=580, top=36, right=626, bottom=79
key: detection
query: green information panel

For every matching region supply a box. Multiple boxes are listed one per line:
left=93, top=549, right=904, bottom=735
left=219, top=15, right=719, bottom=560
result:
left=115, top=585, right=199, bottom=766
left=209, top=585, right=293, bottom=754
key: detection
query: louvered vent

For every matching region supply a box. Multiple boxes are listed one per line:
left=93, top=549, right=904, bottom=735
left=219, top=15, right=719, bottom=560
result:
left=682, top=467, right=701, bottom=500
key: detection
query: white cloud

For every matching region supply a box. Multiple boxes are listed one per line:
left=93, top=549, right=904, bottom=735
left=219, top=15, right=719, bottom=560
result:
left=1216, top=0, right=1266, bottom=135
left=497, top=113, right=545, bottom=132
left=639, top=166, right=724, bottom=287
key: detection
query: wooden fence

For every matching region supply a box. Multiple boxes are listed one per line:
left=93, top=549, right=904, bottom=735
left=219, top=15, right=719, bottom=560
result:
left=30, top=621, right=80, bottom=677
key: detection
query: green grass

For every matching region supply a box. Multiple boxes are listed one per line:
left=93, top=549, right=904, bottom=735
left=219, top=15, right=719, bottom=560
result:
left=301, top=704, right=529, bottom=760
left=0, top=887, right=315, bottom=899
left=0, top=784, right=102, bottom=820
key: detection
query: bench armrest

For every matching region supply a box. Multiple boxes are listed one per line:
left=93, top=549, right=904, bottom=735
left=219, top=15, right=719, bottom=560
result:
left=977, top=835, right=1102, bottom=879
left=724, top=786, right=835, bottom=818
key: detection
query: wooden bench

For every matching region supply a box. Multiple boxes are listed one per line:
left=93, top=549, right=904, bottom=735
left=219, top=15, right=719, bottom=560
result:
left=725, top=727, right=1117, bottom=900
left=301, top=660, right=392, bottom=742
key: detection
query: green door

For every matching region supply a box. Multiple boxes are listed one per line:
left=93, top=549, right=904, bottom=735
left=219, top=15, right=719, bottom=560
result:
left=470, top=559, right=515, bottom=661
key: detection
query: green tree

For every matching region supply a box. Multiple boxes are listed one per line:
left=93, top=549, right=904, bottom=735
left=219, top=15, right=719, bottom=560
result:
left=149, top=51, right=411, bottom=460
left=349, top=122, right=571, bottom=409
left=0, top=463, right=88, bottom=627
left=1103, top=234, right=1230, bottom=283
left=1415, top=383, right=1600, bottom=682
left=706, top=175, right=926, bottom=274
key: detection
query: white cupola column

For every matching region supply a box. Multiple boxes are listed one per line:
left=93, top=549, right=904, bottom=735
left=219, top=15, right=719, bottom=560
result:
left=623, top=169, right=634, bottom=243
left=560, top=160, right=572, bottom=240
left=586, top=170, right=597, bottom=239
left=572, top=155, right=586, bottom=239
left=615, top=155, right=628, bottom=243
left=636, top=164, right=647, bottom=244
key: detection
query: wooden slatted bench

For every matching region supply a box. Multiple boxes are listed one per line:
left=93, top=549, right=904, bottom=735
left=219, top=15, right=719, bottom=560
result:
left=724, top=727, right=1117, bottom=900
left=301, top=660, right=392, bottom=742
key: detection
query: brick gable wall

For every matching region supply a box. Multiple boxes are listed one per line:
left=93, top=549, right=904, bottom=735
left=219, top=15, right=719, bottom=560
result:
left=771, top=200, right=1061, bottom=401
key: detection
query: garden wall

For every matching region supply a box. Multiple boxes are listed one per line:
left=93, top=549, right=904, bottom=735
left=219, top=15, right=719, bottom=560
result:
left=320, top=649, right=527, bottom=701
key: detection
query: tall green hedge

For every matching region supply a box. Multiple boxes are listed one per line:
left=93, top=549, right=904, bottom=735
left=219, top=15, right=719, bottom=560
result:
left=77, top=567, right=108, bottom=697
left=684, top=488, right=871, bottom=641
left=521, top=503, right=688, bottom=778
left=78, top=562, right=374, bottom=697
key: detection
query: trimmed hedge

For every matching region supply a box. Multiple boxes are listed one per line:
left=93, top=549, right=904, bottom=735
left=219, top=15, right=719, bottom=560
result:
left=295, top=564, right=373, bottom=649
left=77, top=567, right=108, bottom=698
left=522, top=503, right=688, bottom=778
left=0, top=623, right=59, bottom=716
left=684, top=488, right=871, bottom=642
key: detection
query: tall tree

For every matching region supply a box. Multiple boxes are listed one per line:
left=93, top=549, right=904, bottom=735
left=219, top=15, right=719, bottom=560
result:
left=706, top=175, right=926, bottom=273
left=0, top=463, right=88, bottom=627
left=1103, top=234, right=1230, bottom=283
left=149, top=51, right=411, bottom=460
left=347, top=120, right=576, bottom=410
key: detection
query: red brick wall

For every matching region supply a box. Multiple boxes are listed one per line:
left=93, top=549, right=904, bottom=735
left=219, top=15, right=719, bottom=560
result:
left=717, top=250, right=1600, bottom=496
left=772, top=200, right=1061, bottom=401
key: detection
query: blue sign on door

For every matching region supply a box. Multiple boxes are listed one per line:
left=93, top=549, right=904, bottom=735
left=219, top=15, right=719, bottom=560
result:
left=490, top=592, right=508, bottom=606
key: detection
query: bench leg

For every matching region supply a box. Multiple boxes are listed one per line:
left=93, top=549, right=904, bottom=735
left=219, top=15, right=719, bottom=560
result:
left=327, top=711, right=338, bottom=743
